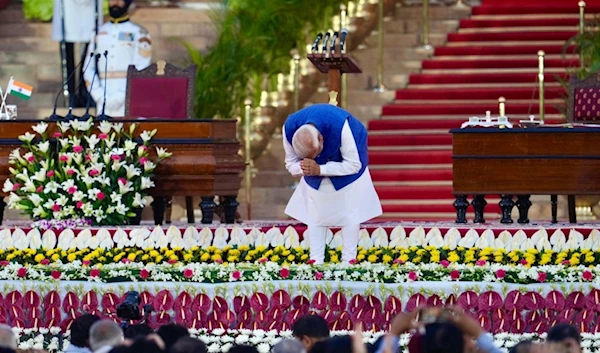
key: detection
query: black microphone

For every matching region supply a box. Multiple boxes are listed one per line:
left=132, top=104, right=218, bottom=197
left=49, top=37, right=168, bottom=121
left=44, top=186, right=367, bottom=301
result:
left=65, top=51, right=96, bottom=121
left=311, top=33, right=323, bottom=53
left=322, top=32, right=331, bottom=55
left=49, top=52, right=93, bottom=121
left=80, top=53, right=102, bottom=121
left=340, top=28, right=348, bottom=53
left=97, top=51, right=111, bottom=121
left=330, top=31, right=339, bottom=54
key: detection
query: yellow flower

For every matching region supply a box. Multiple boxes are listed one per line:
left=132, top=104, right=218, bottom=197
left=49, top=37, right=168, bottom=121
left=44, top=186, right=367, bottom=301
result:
left=430, top=254, right=440, bottom=263
left=155, top=255, right=163, bottom=263
left=164, top=250, right=174, bottom=258
left=127, top=253, right=137, bottom=262
left=149, top=250, right=159, bottom=257
left=245, top=255, right=252, bottom=261
left=282, top=250, right=291, bottom=256
left=399, top=254, right=409, bottom=263
left=227, top=256, right=238, bottom=262
left=255, top=245, right=266, bottom=252
left=570, top=256, right=580, bottom=266
left=585, top=254, right=595, bottom=263
left=5, top=254, right=15, bottom=261
left=238, top=245, right=249, bottom=251
left=526, top=248, right=538, bottom=254
left=264, top=250, right=273, bottom=257
left=357, top=254, right=365, bottom=261
left=200, top=253, right=210, bottom=262
left=382, top=255, right=393, bottom=264
left=416, top=249, right=426, bottom=256
left=448, top=252, right=460, bottom=263
left=51, top=254, right=60, bottom=261
left=222, top=246, right=231, bottom=252
left=34, top=254, right=45, bottom=263
left=142, top=254, right=149, bottom=261
left=183, top=254, right=193, bottom=262
left=67, top=253, right=77, bottom=262
left=210, top=254, right=221, bottom=262
left=169, top=255, right=179, bottom=261
left=271, top=255, right=280, bottom=262
left=367, top=255, right=378, bottom=263
left=191, top=246, right=199, bottom=252
left=300, top=254, right=308, bottom=260
left=413, top=256, right=421, bottom=263
left=330, top=255, right=339, bottom=263
left=287, top=255, right=295, bottom=261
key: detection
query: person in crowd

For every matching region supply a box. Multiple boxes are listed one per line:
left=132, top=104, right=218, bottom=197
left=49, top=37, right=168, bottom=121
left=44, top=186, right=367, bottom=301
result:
left=83, top=0, right=152, bottom=117
left=228, top=345, right=258, bottom=353
left=156, top=324, right=189, bottom=352
left=124, top=324, right=153, bottom=339
left=66, top=314, right=101, bottom=353
left=283, top=104, right=382, bottom=264
left=292, top=315, right=330, bottom=351
left=0, top=324, right=16, bottom=351
left=89, top=320, right=125, bottom=353
left=547, top=324, right=582, bottom=353
left=51, top=0, right=103, bottom=107
left=273, top=340, right=306, bottom=353
left=169, top=337, right=207, bottom=353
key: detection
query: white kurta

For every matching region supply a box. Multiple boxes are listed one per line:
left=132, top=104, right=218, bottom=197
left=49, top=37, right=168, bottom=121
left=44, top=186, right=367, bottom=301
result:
left=83, top=21, right=152, bottom=117
left=51, top=0, right=103, bottom=43
left=283, top=121, right=382, bottom=226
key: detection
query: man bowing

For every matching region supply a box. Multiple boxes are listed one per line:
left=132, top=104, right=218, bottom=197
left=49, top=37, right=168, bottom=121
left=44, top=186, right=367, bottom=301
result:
left=283, top=104, right=382, bottom=264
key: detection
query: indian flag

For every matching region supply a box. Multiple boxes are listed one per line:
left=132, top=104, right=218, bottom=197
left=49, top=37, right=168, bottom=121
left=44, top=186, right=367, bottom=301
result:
left=7, top=79, right=33, bottom=100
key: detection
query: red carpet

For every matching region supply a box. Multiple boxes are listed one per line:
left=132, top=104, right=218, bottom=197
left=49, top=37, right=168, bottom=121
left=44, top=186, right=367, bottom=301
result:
left=370, top=0, right=585, bottom=222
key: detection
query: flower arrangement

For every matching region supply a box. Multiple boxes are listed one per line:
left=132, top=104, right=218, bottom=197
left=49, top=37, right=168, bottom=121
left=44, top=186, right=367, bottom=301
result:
left=3, top=120, right=171, bottom=227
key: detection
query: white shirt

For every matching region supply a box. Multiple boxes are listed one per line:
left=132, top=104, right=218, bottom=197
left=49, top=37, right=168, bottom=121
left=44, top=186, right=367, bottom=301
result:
left=51, top=0, right=103, bottom=43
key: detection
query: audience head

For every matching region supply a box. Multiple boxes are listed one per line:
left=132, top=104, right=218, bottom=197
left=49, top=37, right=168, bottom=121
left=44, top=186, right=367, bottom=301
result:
left=272, top=339, right=306, bottom=353
left=70, top=314, right=101, bottom=348
left=422, top=322, right=464, bottom=353
left=108, top=0, right=132, bottom=18
left=292, top=315, right=330, bottom=351
left=169, top=337, right=207, bottom=353
left=228, top=345, right=258, bottom=353
left=156, top=323, right=189, bottom=351
left=292, top=124, right=323, bottom=159
left=89, top=320, right=124, bottom=352
left=509, top=341, right=535, bottom=353
left=0, top=324, right=16, bottom=350
left=125, top=337, right=163, bottom=353
left=547, top=324, right=581, bottom=353
left=124, top=324, right=153, bottom=339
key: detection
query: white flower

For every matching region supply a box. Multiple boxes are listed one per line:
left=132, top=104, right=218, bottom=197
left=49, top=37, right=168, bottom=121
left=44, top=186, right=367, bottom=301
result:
left=18, top=132, right=35, bottom=143
left=140, top=130, right=156, bottom=142
left=132, top=193, right=146, bottom=208
left=31, top=168, right=46, bottom=183
left=84, top=135, right=100, bottom=149
left=144, top=161, right=156, bottom=172
left=156, top=147, right=172, bottom=159
left=141, top=176, right=155, bottom=190
left=119, top=181, right=133, bottom=195
left=23, top=180, right=36, bottom=193
left=87, top=188, right=101, bottom=199
left=59, top=138, right=70, bottom=148
left=28, top=194, right=43, bottom=207
left=110, top=192, right=122, bottom=204
left=256, top=343, right=271, bottom=353
left=112, top=161, right=124, bottom=172
left=32, top=122, right=48, bottom=135
left=123, top=140, right=137, bottom=154
left=36, top=141, right=49, bottom=154
left=99, top=121, right=113, bottom=134
left=43, top=181, right=59, bottom=194
left=8, top=149, right=20, bottom=161
left=113, top=122, right=123, bottom=133
left=124, top=165, right=141, bottom=179
left=93, top=209, right=105, bottom=223
left=2, top=179, right=13, bottom=193
left=72, top=191, right=85, bottom=202
left=79, top=118, right=93, bottom=131
left=57, top=122, right=70, bottom=132
left=8, top=192, right=21, bottom=206
left=115, top=204, right=128, bottom=215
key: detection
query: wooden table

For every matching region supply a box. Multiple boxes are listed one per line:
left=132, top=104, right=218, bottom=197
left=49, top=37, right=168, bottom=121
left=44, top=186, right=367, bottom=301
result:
left=0, top=119, right=244, bottom=225
left=450, top=127, right=600, bottom=224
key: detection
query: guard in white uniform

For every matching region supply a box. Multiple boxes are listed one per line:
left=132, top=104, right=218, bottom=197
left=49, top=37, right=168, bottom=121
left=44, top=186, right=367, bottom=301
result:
left=283, top=104, right=382, bottom=264
left=83, top=0, right=152, bottom=117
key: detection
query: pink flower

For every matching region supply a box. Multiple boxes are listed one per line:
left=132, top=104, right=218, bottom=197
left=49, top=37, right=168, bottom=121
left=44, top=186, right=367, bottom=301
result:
left=0, top=261, right=9, bottom=266
left=440, top=260, right=450, bottom=268
left=85, top=154, right=92, bottom=161
left=583, top=270, right=594, bottom=281
left=537, top=272, right=547, bottom=282
left=27, top=155, right=34, bottom=163
left=258, top=258, right=268, bottom=264
left=520, top=259, right=528, bottom=265
left=98, top=133, right=108, bottom=140
left=476, top=260, right=486, bottom=266
left=52, top=204, right=61, bottom=212
left=96, top=192, right=105, bottom=201
left=139, top=157, right=148, bottom=165
left=73, top=145, right=83, bottom=153
left=496, top=269, right=506, bottom=279
left=279, top=268, right=290, bottom=279
left=46, top=170, right=55, bottom=178
left=168, top=259, right=177, bottom=264
left=111, top=154, right=121, bottom=161
left=17, top=267, right=27, bottom=278
left=450, top=269, right=460, bottom=280
left=306, top=259, right=315, bottom=265
left=82, top=260, right=90, bottom=266
left=121, top=258, right=131, bottom=264
left=51, top=270, right=61, bottom=280
left=53, top=132, right=62, bottom=138
left=314, top=271, right=323, bottom=280
left=90, top=269, right=100, bottom=278
left=214, top=258, right=223, bottom=264
left=36, top=185, right=43, bottom=193
left=183, top=269, right=194, bottom=278
left=139, top=145, right=149, bottom=152
left=562, top=260, right=571, bottom=266
left=76, top=201, right=84, bottom=209
left=59, top=154, right=69, bottom=162
left=40, top=259, right=50, bottom=265
left=140, top=269, right=149, bottom=279
left=408, top=271, right=418, bottom=281
left=232, top=270, right=242, bottom=280
left=88, top=169, right=99, bottom=177
left=12, top=183, right=20, bottom=191
left=393, top=258, right=404, bottom=265
left=68, top=186, right=77, bottom=194
left=118, top=178, right=127, bottom=185
left=67, top=169, right=75, bottom=176
left=348, top=259, right=358, bottom=265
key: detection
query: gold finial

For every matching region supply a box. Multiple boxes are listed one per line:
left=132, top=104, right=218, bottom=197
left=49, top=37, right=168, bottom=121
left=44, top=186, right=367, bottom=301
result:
left=328, top=91, right=339, bottom=106
left=157, top=60, right=166, bottom=75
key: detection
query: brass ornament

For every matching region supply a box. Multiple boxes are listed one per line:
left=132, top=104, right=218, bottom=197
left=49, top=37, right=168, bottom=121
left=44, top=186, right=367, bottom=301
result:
left=328, top=90, right=339, bottom=106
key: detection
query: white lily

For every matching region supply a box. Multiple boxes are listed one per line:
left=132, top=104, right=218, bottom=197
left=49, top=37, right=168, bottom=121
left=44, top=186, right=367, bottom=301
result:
left=43, top=181, right=59, bottom=194
left=36, top=141, right=50, bottom=154
left=31, top=168, right=46, bottom=182
left=84, top=135, right=100, bottom=149
left=2, top=179, right=13, bottom=193
left=144, top=161, right=156, bottom=172
left=140, top=130, right=154, bottom=142
left=115, top=203, right=128, bottom=215
left=23, top=180, right=36, bottom=193
left=57, top=121, right=71, bottom=132
left=72, top=191, right=85, bottom=202
left=31, top=122, right=48, bottom=135
left=113, top=122, right=123, bottom=133
left=132, top=193, right=146, bottom=208
left=8, top=149, right=20, bottom=161
left=124, top=165, right=141, bottom=179
left=28, top=194, right=43, bottom=207
left=98, top=121, right=112, bottom=134
left=156, top=147, right=172, bottom=159
left=18, top=132, right=35, bottom=143
left=140, top=176, right=154, bottom=190
left=58, top=138, right=69, bottom=149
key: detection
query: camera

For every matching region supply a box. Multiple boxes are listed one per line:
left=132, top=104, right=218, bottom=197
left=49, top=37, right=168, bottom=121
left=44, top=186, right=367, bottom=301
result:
left=418, top=307, right=454, bottom=324
left=117, top=291, right=142, bottom=320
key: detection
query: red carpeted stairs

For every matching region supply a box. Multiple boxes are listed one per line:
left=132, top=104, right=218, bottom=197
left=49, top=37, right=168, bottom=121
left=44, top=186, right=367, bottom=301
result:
left=369, top=0, right=598, bottom=221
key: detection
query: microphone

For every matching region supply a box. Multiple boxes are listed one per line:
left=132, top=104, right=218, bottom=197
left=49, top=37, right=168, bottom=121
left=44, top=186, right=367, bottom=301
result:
left=322, top=32, right=331, bottom=56
left=97, top=51, right=111, bottom=121
left=80, top=53, right=102, bottom=121
left=311, top=33, right=323, bottom=53
left=65, top=51, right=96, bottom=121
left=49, top=52, right=93, bottom=121
left=330, top=31, right=339, bottom=54
left=340, top=28, right=348, bottom=53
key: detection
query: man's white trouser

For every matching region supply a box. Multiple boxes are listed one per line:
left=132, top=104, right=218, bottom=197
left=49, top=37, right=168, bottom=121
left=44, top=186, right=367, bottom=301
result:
left=307, top=224, right=360, bottom=264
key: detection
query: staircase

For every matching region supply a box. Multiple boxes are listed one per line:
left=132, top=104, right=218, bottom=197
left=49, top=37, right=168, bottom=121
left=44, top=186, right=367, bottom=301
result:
left=370, top=0, right=599, bottom=222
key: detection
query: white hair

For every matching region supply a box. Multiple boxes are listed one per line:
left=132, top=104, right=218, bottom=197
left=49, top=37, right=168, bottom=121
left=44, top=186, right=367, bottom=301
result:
left=292, top=124, right=320, bottom=158
left=0, top=324, right=16, bottom=350
left=89, top=320, right=124, bottom=352
left=273, top=339, right=306, bottom=353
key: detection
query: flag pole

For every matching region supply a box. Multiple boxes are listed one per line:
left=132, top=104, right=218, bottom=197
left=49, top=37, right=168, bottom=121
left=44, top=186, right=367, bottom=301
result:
left=0, top=78, right=9, bottom=119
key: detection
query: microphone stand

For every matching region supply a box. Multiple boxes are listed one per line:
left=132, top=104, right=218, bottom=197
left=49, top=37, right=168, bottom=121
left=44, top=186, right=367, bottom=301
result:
left=81, top=53, right=101, bottom=121
left=97, top=51, right=111, bottom=121
left=65, top=52, right=95, bottom=121
left=49, top=52, right=93, bottom=121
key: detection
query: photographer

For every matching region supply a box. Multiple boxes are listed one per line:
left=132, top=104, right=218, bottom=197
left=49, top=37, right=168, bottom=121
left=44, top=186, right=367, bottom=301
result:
left=89, top=321, right=124, bottom=353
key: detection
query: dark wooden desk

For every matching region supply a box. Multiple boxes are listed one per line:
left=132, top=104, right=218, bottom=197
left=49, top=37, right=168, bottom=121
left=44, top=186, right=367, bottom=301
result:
left=0, top=119, right=245, bottom=225
left=450, top=127, right=600, bottom=224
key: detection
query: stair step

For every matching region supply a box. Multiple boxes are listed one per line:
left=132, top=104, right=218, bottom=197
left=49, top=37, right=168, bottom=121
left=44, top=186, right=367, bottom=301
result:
left=382, top=103, right=561, bottom=116
left=369, top=150, right=452, bottom=165
left=382, top=203, right=503, bottom=214
left=472, top=5, right=600, bottom=15
left=459, top=18, right=579, bottom=29
left=370, top=169, right=453, bottom=182
left=435, top=44, right=575, bottom=56
left=421, top=58, right=577, bottom=70
left=368, top=134, right=452, bottom=147
left=395, top=87, right=565, bottom=100
left=369, top=119, right=464, bottom=130
left=375, top=185, right=453, bottom=200
left=447, top=31, right=576, bottom=42
left=409, top=72, right=568, bottom=85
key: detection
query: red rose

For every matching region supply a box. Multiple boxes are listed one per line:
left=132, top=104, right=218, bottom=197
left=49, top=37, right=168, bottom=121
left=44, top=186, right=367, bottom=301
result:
left=258, top=258, right=267, bottom=264
left=53, top=132, right=62, bottom=138
left=118, top=178, right=127, bottom=185
left=98, top=133, right=108, bottom=140
left=495, top=269, right=506, bottom=279
left=96, top=192, right=105, bottom=201
left=348, top=259, right=358, bottom=265
left=121, top=258, right=131, bottom=264
left=139, top=157, right=148, bottom=165
left=183, top=269, right=194, bottom=278
left=110, top=154, right=121, bottom=161
left=393, top=258, right=404, bottom=265
left=52, top=204, right=61, bottom=212
left=537, top=272, right=547, bottom=282
left=232, top=270, right=241, bottom=280
left=89, top=169, right=99, bottom=177
left=82, top=260, right=90, bottom=266
left=476, top=260, right=486, bottom=266
left=27, top=155, right=35, bottom=163
left=315, top=271, right=323, bottom=280
left=168, top=259, right=177, bottom=264
left=583, top=270, right=594, bottom=281
left=59, top=155, right=69, bottom=162
left=76, top=201, right=84, bottom=209
left=306, top=259, right=315, bottom=265
left=520, top=259, right=528, bottom=265
left=450, top=270, right=460, bottom=280
left=68, top=186, right=77, bottom=194
left=46, top=170, right=55, bottom=178
left=36, top=185, right=43, bottom=193
left=67, top=169, right=75, bottom=176
left=17, top=267, right=27, bottom=278
left=214, top=259, right=223, bottom=264
left=440, top=260, right=450, bottom=268
left=562, top=260, right=571, bottom=266
left=90, top=269, right=100, bottom=277
left=73, top=145, right=83, bottom=153
left=40, top=259, right=50, bottom=265
left=51, top=270, right=61, bottom=280
left=12, top=183, right=19, bottom=191
left=408, top=271, right=418, bottom=281
left=279, top=268, right=290, bottom=279
left=0, top=261, right=9, bottom=266
left=140, top=269, right=149, bottom=279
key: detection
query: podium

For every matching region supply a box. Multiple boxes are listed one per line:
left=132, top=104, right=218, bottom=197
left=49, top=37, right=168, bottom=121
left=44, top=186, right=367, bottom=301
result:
left=307, top=51, right=362, bottom=106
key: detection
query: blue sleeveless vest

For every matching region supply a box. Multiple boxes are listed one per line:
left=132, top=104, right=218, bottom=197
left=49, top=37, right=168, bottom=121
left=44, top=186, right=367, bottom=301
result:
left=284, top=104, right=368, bottom=191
